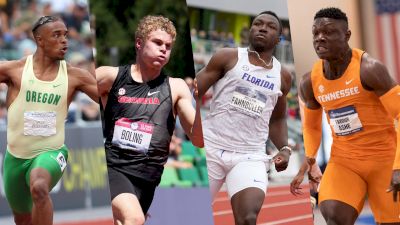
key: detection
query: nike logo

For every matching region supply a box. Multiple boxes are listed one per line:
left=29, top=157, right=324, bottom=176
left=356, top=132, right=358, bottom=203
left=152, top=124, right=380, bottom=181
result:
left=345, top=79, right=354, bottom=85
left=53, top=84, right=62, bottom=88
left=266, top=75, right=275, bottom=78
left=147, top=91, right=160, bottom=96
left=253, top=179, right=264, bottom=183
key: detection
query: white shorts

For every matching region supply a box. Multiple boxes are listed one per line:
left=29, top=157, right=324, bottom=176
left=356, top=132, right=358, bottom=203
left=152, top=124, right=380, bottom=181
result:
left=206, top=147, right=272, bottom=202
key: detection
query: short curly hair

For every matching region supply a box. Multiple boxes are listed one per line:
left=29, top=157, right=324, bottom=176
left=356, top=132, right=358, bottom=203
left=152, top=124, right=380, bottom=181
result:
left=314, top=7, right=348, bottom=24
left=135, top=15, right=176, bottom=42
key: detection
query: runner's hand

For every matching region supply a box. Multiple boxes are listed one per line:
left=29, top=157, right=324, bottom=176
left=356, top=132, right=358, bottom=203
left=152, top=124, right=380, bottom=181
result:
left=387, top=169, right=400, bottom=202
left=273, top=149, right=290, bottom=172
left=290, top=171, right=305, bottom=196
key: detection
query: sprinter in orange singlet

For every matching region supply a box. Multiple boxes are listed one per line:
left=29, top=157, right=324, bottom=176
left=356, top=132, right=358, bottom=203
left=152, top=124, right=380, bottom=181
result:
left=290, top=7, right=400, bottom=225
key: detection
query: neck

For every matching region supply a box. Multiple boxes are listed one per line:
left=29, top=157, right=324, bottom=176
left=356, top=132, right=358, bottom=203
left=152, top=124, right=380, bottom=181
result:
left=248, top=45, right=274, bottom=68
left=249, top=45, right=274, bottom=58
left=32, top=51, right=60, bottom=76
left=133, top=58, right=162, bottom=83
left=324, top=47, right=352, bottom=79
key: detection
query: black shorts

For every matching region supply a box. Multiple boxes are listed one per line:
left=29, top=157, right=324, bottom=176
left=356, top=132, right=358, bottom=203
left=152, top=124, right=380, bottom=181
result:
left=108, top=167, right=157, bottom=214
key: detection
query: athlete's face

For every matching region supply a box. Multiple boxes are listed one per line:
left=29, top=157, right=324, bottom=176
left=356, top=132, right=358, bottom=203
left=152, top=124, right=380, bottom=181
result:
left=312, top=18, right=350, bottom=60
left=136, top=29, right=173, bottom=69
left=36, top=21, right=69, bottom=60
left=249, top=14, right=280, bottom=52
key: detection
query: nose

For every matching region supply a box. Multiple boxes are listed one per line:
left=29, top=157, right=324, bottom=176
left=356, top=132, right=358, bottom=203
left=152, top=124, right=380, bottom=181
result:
left=314, top=32, right=325, bottom=43
left=60, top=35, right=68, bottom=44
left=259, top=24, right=268, bottom=33
left=160, top=44, right=166, bottom=53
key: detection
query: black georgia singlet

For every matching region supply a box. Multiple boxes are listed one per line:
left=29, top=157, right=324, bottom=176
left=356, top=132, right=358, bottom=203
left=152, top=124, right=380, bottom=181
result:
left=104, top=64, right=175, bottom=183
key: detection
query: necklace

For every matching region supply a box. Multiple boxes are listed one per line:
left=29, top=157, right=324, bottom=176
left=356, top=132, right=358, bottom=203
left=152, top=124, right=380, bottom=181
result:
left=247, top=48, right=273, bottom=68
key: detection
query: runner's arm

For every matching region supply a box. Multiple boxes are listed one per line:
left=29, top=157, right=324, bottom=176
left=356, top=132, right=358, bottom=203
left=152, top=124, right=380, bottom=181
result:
left=300, top=72, right=323, bottom=160
left=195, top=48, right=235, bottom=98
left=95, top=66, right=119, bottom=107
left=269, top=67, right=291, bottom=150
left=270, top=68, right=292, bottom=172
left=360, top=54, right=400, bottom=169
left=360, top=53, right=400, bottom=201
left=174, top=78, right=204, bottom=147
left=75, top=68, right=99, bottom=103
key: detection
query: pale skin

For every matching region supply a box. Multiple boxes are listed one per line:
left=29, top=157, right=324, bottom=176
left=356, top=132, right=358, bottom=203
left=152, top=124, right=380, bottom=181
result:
left=290, top=17, right=400, bottom=225
left=96, top=29, right=203, bottom=225
left=0, top=20, right=98, bottom=225
left=196, top=13, right=291, bottom=225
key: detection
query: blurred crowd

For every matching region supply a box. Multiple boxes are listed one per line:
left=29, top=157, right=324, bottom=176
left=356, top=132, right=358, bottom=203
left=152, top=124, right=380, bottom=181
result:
left=0, top=0, right=100, bottom=128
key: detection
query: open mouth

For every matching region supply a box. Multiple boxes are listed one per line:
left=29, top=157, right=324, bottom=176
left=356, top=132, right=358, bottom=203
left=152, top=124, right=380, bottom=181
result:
left=316, top=46, right=328, bottom=53
left=60, top=47, right=68, bottom=54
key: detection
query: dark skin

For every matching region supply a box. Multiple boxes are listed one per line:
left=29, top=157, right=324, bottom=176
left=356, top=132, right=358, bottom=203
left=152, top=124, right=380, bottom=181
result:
left=294, top=17, right=400, bottom=225
left=0, top=20, right=98, bottom=225
left=196, top=14, right=291, bottom=225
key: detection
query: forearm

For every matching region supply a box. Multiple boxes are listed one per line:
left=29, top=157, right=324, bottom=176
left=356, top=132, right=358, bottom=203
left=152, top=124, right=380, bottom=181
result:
left=298, top=158, right=309, bottom=175
left=269, top=117, right=288, bottom=149
left=189, top=99, right=204, bottom=148
left=302, top=106, right=323, bottom=158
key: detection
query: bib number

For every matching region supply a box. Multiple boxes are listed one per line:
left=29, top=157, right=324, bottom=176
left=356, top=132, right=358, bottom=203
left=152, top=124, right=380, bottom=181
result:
left=112, top=118, right=153, bottom=154
left=230, top=87, right=266, bottom=117
left=24, top=111, right=56, bottom=136
left=328, top=105, right=363, bottom=136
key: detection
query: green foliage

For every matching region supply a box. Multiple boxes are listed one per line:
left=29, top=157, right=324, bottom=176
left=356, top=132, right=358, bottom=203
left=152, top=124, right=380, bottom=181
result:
left=89, top=0, right=194, bottom=78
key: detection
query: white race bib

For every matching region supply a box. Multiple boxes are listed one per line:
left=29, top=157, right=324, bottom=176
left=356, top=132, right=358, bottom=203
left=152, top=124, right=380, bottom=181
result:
left=328, top=105, right=363, bottom=136
left=230, top=86, right=267, bottom=117
left=112, top=118, right=153, bottom=154
left=24, top=111, right=56, bottom=136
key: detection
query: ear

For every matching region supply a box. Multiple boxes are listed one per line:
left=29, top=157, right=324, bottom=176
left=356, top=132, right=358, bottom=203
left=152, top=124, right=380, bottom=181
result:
left=276, top=35, right=281, bottom=45
left=345, top=29, right=351, bottom=42
left=35, top=35, right=44, bottom=47
left=135, top=38, right=142, bottom=51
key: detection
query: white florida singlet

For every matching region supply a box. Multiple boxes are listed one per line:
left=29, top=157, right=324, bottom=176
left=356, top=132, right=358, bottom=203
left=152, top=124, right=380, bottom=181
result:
left=203, top=47, right=282, bottom=153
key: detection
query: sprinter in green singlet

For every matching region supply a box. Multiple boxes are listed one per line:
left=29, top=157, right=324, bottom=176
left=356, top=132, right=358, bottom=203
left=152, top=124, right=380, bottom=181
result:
left=0, top=16, right=98, bottom=225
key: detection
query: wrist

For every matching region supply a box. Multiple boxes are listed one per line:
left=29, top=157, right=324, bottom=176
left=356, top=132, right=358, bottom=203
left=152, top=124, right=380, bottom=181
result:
left=279, top=145, right=292, bottom=155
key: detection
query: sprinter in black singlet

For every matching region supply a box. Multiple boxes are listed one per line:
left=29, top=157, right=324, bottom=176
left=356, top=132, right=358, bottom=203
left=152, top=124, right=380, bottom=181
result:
left=96, top=15, right=203, bottom=225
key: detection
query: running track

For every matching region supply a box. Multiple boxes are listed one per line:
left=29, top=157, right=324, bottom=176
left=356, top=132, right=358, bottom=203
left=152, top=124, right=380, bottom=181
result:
left=56, top=184, right=313, bottom=225
left=213, top=184, right=314, bottom=225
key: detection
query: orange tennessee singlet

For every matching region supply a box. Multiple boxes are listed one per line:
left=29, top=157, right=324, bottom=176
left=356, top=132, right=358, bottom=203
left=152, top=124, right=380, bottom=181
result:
left=310, top=48, right=396, bottom=161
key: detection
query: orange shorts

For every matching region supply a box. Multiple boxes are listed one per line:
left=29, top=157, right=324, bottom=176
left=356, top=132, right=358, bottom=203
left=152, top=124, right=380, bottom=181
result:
left=319, top=156, right=400, bottom=223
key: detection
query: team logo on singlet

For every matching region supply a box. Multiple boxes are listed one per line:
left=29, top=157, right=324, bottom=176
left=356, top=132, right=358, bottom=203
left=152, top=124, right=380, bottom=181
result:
left=318, top=85, right=324, bottom=93
left=242, top=65, right=250, bottom=71
left=25, top=90, right=61, bottom=105
left=316, top=86, right=360, bottom=103
left=241, top=73, right=274, bottom=91
left=118, top=88, right=126, bottom=95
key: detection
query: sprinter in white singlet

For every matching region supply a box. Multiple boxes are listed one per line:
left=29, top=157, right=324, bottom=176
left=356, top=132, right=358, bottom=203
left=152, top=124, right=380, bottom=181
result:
left=196, top=11, right=292, bottom=225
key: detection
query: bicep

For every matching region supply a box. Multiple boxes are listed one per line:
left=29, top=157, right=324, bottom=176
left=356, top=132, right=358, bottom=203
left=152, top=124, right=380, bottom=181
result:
left=299, top=72, right=320, bottom=109
left=78, top=71, right=99, bottom=103
left=96, top=66, right=117, bottom=97
left=176, top=84, right=196, bottom=134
